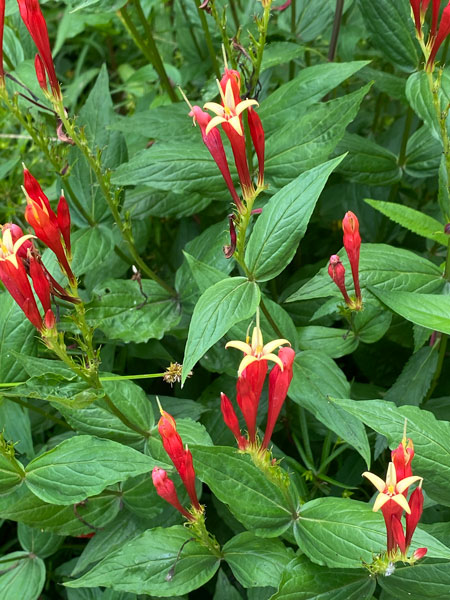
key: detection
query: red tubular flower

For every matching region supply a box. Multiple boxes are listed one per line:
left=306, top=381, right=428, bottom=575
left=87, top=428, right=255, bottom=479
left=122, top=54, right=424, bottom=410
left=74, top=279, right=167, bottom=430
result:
left=221, top=122, right=255, bottom=202
left=189, top=105, right=243, bottom=211
left=0, top=229, right=43, bottom=329
left=428, top=3, right=450, bottom=68
left=57, top=192, right=71, bottom=253
left=34, top=54, right=47, bottom=92
left=342, top=211, right=361, bottom=304
left=219, top=68, right=241, bottom=106
left=405, top=486, right=424, bottom=547
left=23, top=167, right=75, bottom=283
left=328, top=254, right=352, bottom=306
left=17, top=0, right=61, bottom=99
left=236, top=360, right=268, bottom=444
left=158, top=410, right=201, bottom=510
left=413, top=547, right=428, bottom=560
left=391, top=514, right=407, bottom=555
left=431, top=0, right=441, bottom=37
left=410, top=0, right=422, bottom=34
left=152, top=467, right=194, bottom=520
left=221, top=392, right=248, bottom=450
left=247, top=107, right=265, bottom=188
left=391, top=437, right=414, bottom=482
left=262, top=347, right=295, bottom=449
left=273, top=0, right=292, bottom=10
left=29, top=253, right=51, bottom=314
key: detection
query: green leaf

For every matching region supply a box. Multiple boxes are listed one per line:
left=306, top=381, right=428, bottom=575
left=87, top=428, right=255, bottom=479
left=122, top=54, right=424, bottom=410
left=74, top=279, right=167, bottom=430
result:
left=0, top=551, right=45, bottom=600
left=365, top=199, right=447, bottom=245
left=406, top=71, right=441, bottom=140
left=18, top=523, right=64, bottom=558
left=124, top=187, right=212, bottom=219
left=84, top=279, right=181, bottom=344
left=261, top=42, right=304, bottom=72
left=214, top=570, right=243, bottom=600
left=297, top=327, right=358, bottom=358
left=246, top=156, right=344, bottom=281
left=111, top=140, right=228, bottom=196
left=271, top=556, right=375, bottom=600
left=331, top=398, right=450, bottom=505
left=24, top=435, right=156, bottom=505
left=110, top=103, right=193, bottom=142
left=259, top=61, right=370, bottom=133
left=265, top=85, right=371, bottom=189
left=0, top=484, right=120, bottom=535
left=58, top=379, right=153, bottom=446
left=384, top=346, right=439, bottom=406
left=405, top=125, right=441, bottom=179
left=294, top=497, right=450, bottom=568
left=358, top=0, right=418, bottom=72
left=287, top=244, right=444, bottom=302
left=65, top=526, right=220, bottom=597
left=0, top=294, right=37, bottom=383
left=0, top=398, right=34, bottom=458
left=70, top=226, right=115, bottom=276
left=0, top=452, right=24, bottom=495
left=192, top=446, right=295, bottom=536
left=290, top=353, right=370, bottom=467
left=335, top=134, right=402, bottom=186
left=223, top=532, right=294, bottom=588
left=378, top=561, right=450, bottom=599
left=182, top=278, right=260, bottom=383
left=352, top=304, right=392, bottom=344
left=370, top=288, right=450, bottom=334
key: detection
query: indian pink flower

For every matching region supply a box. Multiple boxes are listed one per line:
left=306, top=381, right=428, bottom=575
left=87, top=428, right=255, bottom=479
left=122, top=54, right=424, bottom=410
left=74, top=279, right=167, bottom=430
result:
left=152, top=467, right=194, bottom=521
left=0, top=227, right=54, bottom=330
left=220, top=392, right=248, bottom=450
left=158, top=409, right=201, bottom=510
left=428, top=3, right=450, bottom=67
left=342, top=211, right=362, bottom=306
left=17, top=0, right=61, bottom=99
left=23, top=166, right=75, bottom=284
left=391, top=437, right=414, bottom=482
left=328, top=254, right=352, bottom=306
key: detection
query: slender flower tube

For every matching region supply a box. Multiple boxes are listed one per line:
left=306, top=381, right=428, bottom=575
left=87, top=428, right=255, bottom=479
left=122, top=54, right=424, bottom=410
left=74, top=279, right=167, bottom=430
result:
left=262, top=346, right=295, bottom=449
left=410, top=0, right=422, bottom=35
left=17, top=0, right=61, bottom=99
left=428, top=3, right=450, bottom=68
left=328, top=254, right=352, bottom=306
left=220, top=393, right=247, bottom=449
left=22, top=167, right=75, bottom=283
left=188, top=105, right=243, bottom=211
left=431, top=0, right=441, bottom=37
left=342, top=211, right=362, bottom=305
left=158, top=410, right=201, bottom=510
left=0, top=228, right=44, bottom=329
left=29, top=253, right=51, bottom=314
left=391, top=514, right=407, bottom=555
left=247, top=107, right=265, bottom=188
left=152, top=467, right=194, bottom=521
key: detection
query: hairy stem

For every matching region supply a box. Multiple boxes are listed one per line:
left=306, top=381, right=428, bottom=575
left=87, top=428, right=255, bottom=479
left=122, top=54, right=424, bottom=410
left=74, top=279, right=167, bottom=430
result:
left=194, top=0, right=222, bottom=78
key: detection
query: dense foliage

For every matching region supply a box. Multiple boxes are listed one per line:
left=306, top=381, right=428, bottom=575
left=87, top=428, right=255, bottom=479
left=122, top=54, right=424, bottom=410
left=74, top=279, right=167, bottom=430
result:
left=1, top=0, right=450, bottom=599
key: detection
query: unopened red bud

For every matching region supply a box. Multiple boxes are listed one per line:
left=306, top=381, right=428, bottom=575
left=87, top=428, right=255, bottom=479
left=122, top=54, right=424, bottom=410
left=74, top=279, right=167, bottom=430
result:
left=34, top=54, right=48, bottom=92
left=412, top=547, right=428, bottom=560
left=44, top=309, right=56, bottom=330
left=328, top=255, right=352, bottom=306
left=151, top=467, right=193, bottom=520
left=342, top=211, right=362, bottom=304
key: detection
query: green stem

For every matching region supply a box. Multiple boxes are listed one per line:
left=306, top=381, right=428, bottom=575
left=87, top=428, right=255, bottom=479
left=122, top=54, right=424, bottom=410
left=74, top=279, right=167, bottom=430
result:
left=210, top=1, right=238, bottom=71
left=250, top=4, right=271, bottom=95
left=103, top=393, right=151, bottom=438
left=424, top=334, right=448, bottom=402
left=179, top=0, right=204, bottom=58
left=56, top=103, right=177, bottom=296
left=328, top=0, right=344, bottom=62
left=1, top=396, right=73, bottom=429
left=289, top=0, right=297, bottom=79
left=298, top=407, right=314, bottom=467
left=0, top=372, right=167, bottom=388
left=194, top=0, right=221, bottom=78
left=132, top=0, right=178, bottom=102
left=260, top=297, right=284, bottom=338
left=229, top=0, right=240, bottom=31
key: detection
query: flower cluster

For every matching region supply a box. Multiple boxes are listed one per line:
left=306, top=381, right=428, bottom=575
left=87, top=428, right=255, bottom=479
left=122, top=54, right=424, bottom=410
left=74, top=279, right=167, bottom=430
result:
left=0, top=167, right=76, bottom=332
left=409, top=0, right=450, bottom=69
left=186, top=68, right=265, bottom=213
left=363, top=436, right=427, bottom=567
left=221, top=320, right=295, bottom=451
left=0, top=0, right=61, bottom=98
left=328, top=211, right=362, bottom=311
left=152, top=408, right=201, bottom=521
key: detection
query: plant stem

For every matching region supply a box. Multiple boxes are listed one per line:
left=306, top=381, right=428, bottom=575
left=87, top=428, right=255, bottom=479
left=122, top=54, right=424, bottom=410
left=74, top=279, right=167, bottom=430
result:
left=132, top=0, right=178, bottom=102
left=229, top=0, right=240, bottom=31
left=250, top=4, right=271, bottom=95
left=289, top=0, right=297, bottom=79
left=298, top=407, right=314, bottom=467
left=425, top=334, right=448, bottom=402
left=0, top=372, right=167, bottom=388
left=328, top=0, right=344, bottom=61
left=1, top=396, right=72, bottom=429
left=103, top=393, right=151, bottom=438
left=398, top=105, right=413, bottom=167
left=194, top=0, right=222, bottom=78
left=56, top=102, right=177, bottom=296
left=179, top=0, right=203, bottom=58
left=260, top=297, right=284, bottom=338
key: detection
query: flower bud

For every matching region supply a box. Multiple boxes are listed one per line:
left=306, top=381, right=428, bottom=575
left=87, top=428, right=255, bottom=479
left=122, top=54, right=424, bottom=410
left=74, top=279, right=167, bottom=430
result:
left=405, top=486, right=424, bottom=547
left=152, top=467, right=193, bottom=520
left=221, top=392, right=247, bottom=449
left=34, top=54, right=48, bottom=92
left=412, top=547, right=428, bottom=560
left=328, top=255, right=352, bottom=306
left=342, top=211, right=361, bottom=304
left=44, top=309, right=56, bottom=330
